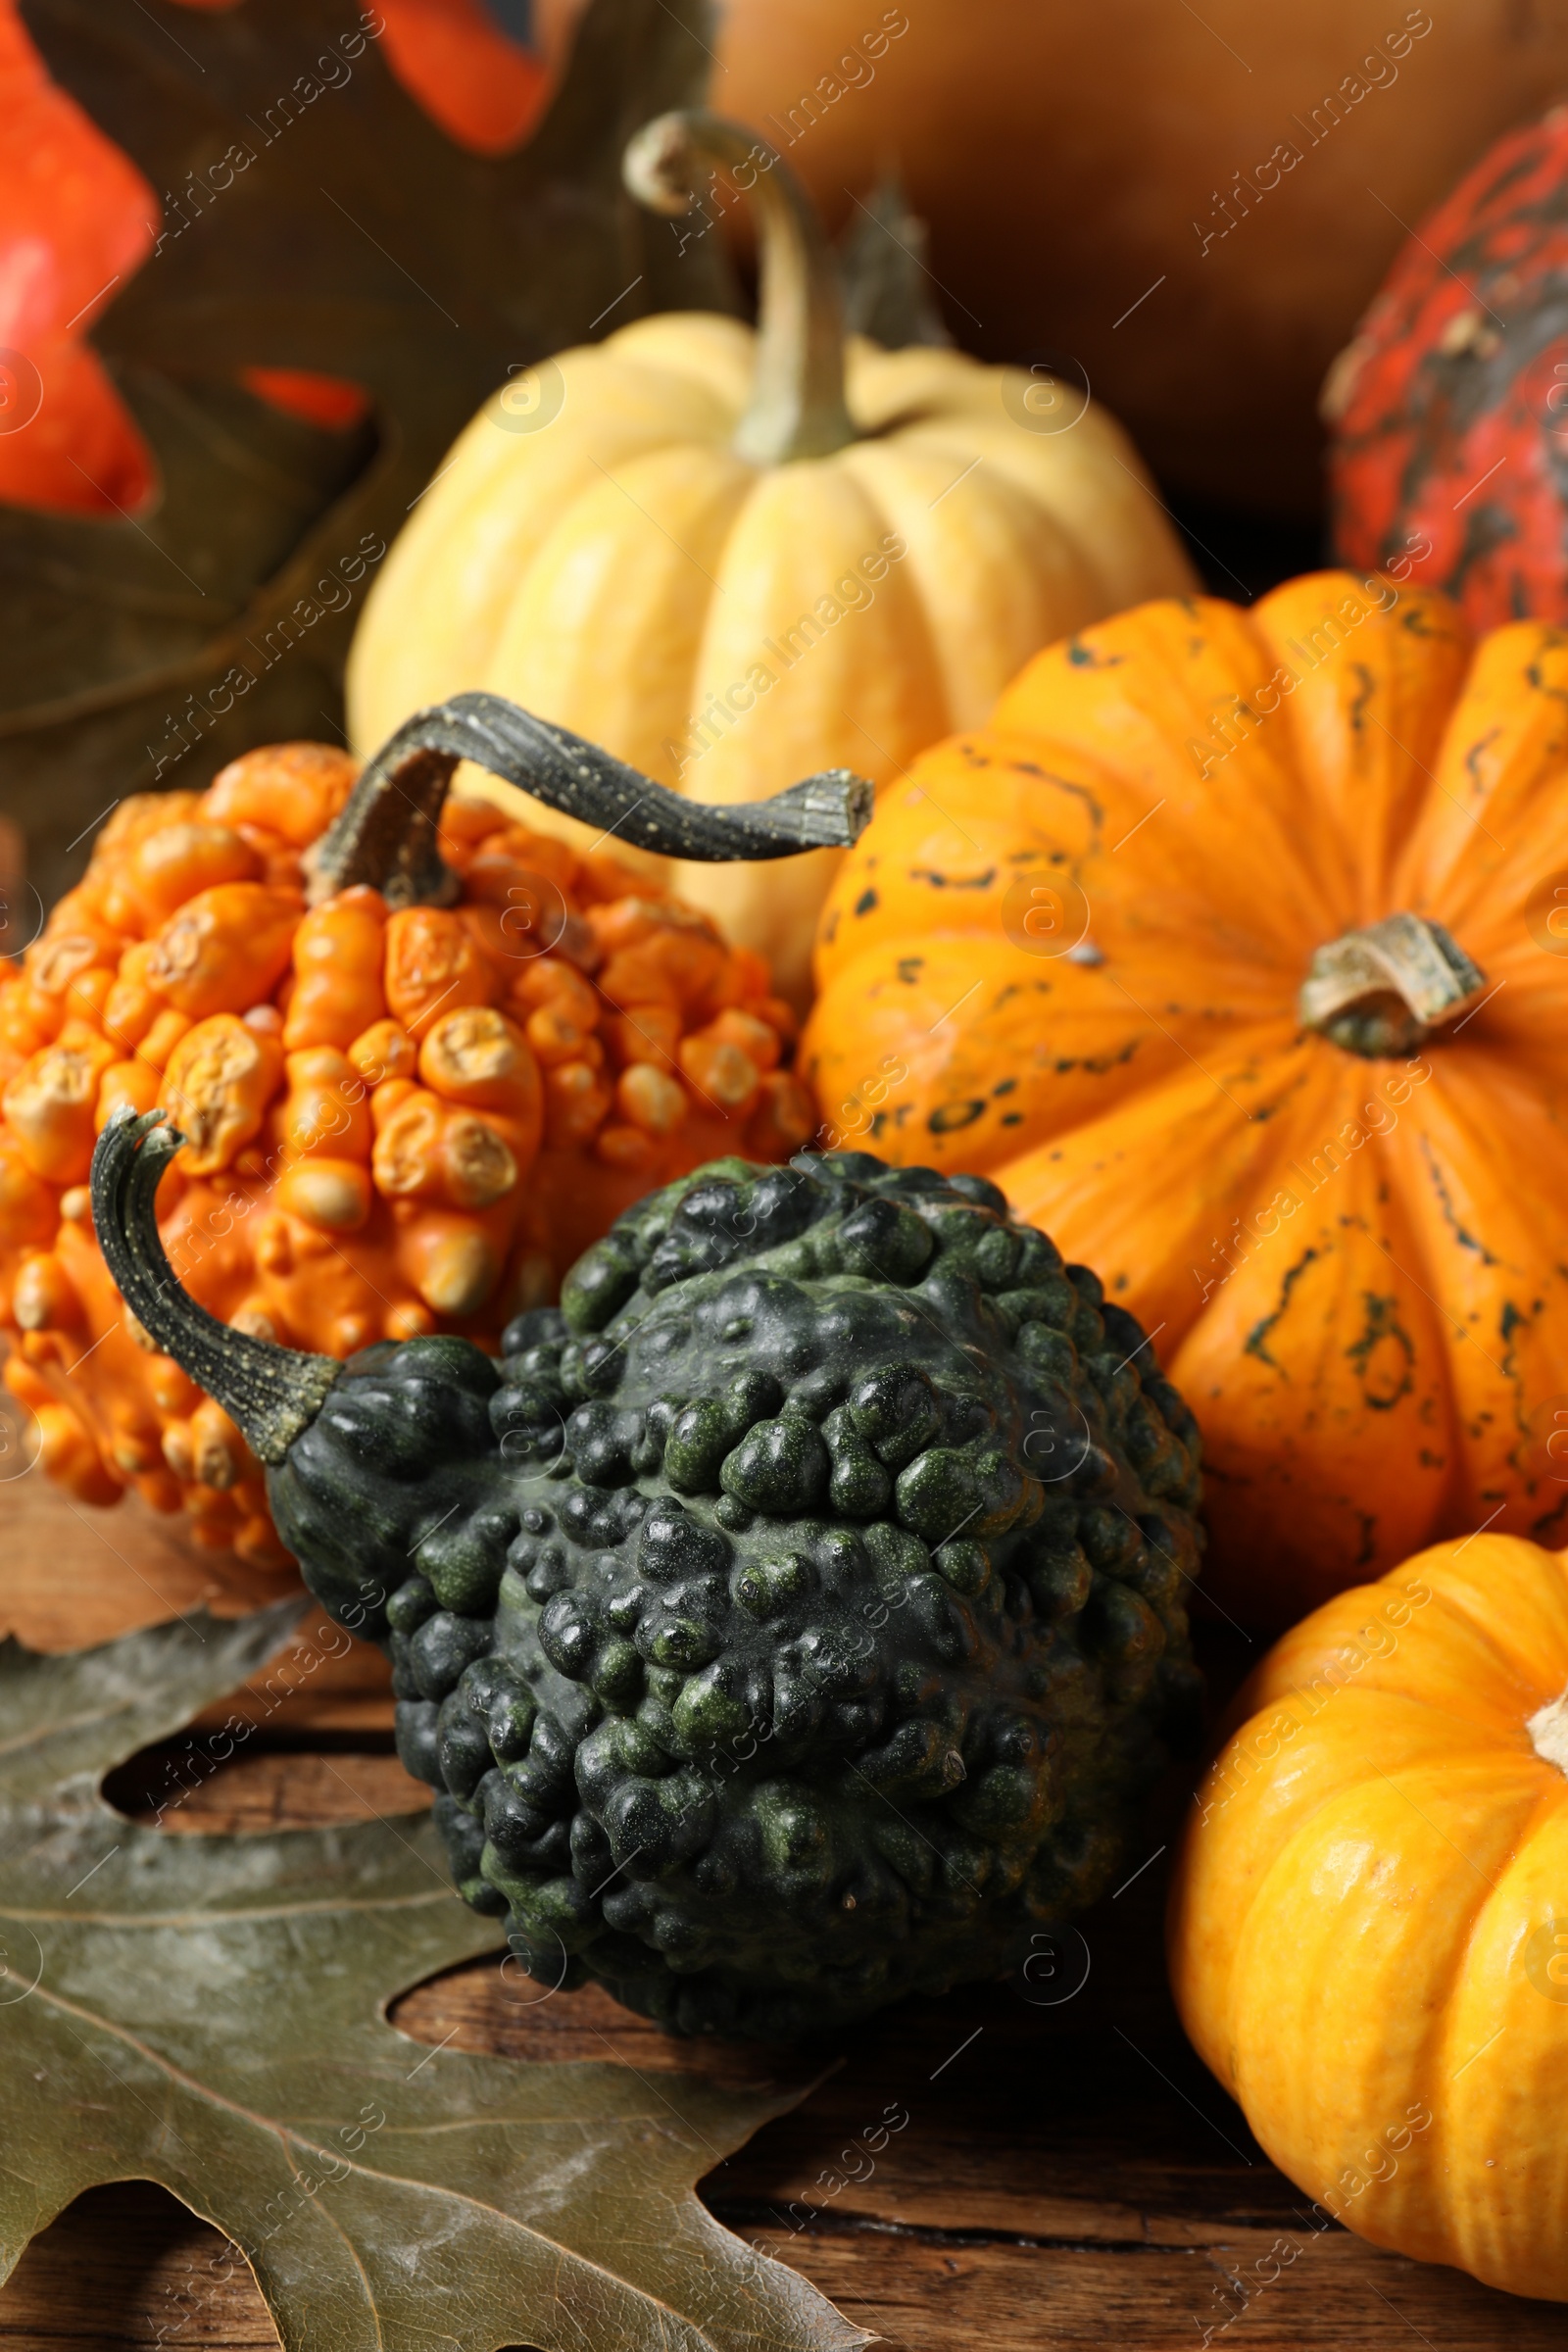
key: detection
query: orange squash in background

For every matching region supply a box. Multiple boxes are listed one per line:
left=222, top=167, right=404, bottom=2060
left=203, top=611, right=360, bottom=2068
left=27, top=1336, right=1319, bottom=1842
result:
left=806, top=570, right=1568, bottom=1626
left=1170, top=1533, right=1568, bottom=2299
left=0, top=0, right=157, bottom=514
left=0, top=734, right=812, bottom=1566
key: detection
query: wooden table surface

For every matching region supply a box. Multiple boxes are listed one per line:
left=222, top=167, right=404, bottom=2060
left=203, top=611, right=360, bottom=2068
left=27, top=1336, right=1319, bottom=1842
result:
left=2, top=1474, right=1559, bottom=2351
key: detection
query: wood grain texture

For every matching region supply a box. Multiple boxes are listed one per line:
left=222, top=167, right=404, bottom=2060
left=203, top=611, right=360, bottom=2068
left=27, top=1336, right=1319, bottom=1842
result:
left=0, top=1481, right=1549, bottom=2348
left=0, top=1447, right=393, bottom=1732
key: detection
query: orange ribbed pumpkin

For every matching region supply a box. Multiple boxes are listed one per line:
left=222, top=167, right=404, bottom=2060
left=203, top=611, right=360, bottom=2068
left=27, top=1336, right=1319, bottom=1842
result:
left=1170, top=1533, right=1568, bottom=2300
left=1, top=740, right=811, bottom=1568
left=805, top=569, right=1568, bottom=1627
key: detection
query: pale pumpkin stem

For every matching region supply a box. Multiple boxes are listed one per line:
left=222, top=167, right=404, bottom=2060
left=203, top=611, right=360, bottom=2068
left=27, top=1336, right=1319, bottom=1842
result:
left=623, top=109, right=858, bottom=466
left=309, top=690, right=873, bottom=907
left=1298, top=913, right=1486, bottom=1057
left=90, top=1108, right=337, bottom=1466
left=1528, top=1688, right=1568, bottom=1775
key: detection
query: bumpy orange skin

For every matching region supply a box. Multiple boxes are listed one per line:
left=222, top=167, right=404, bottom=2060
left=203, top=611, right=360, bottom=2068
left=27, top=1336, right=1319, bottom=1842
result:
left=1169, top=1535, right=1568, bottom=2301
left=0, top=744, right=809, bottom=1567
left=806, top=571, right=1568, bottom=1625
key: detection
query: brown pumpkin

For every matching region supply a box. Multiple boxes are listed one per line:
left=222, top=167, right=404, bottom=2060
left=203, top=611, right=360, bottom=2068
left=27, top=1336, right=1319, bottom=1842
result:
left=535, top=0, right=1568, bottom=516
left=805, top=567, right=1568, bottom=1626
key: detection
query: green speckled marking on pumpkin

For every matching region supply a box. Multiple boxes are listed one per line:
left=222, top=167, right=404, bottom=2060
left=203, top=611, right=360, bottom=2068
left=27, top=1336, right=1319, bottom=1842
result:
left=909, top=866, right=997, bottom=891
left=1418, top=1136, right=1498, bottom=1264
left=1463, top=725, right=1503, bottom=792
left=1347, top=661, right=1376, bottom=736
left=1344, top=1292, right=1416, bottom=1412
left=1243, top=1245, right=1325, bottom=1379
left=928, top=1100, right=986, bottom=1134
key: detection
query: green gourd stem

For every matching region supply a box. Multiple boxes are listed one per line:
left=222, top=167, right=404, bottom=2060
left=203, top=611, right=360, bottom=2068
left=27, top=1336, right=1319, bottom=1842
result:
left=90, top=1108, right=336, bottom=1465
left=1298, top=912, right=1487, bottom=1057
left=309, top=690, right=874, bottom=907
left=622, top=109, right=858, bottom=466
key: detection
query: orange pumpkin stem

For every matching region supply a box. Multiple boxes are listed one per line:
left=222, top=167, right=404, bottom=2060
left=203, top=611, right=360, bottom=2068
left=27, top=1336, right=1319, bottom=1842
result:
left=623, top=109, right=858, bottom=467
left=1298, top=910, right=1486, bottom=1056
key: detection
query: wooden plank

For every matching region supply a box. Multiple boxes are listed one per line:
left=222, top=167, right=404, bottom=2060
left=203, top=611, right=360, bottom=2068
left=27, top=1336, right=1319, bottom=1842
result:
left=1, top=2186, right=273, bottom=2350
left=4, top=2182, right=1556, bottom=2352
left=747, top=2226, right=1566, bottom=2352
left=108, top=1740, right=428, bottom=1836
left=1, top=1463, right=393, bottom=1733
left=1, top=1452, right=271, bottom=1641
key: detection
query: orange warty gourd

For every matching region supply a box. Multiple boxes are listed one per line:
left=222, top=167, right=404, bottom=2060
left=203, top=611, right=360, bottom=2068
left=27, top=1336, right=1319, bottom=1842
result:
left=1169, top=1534, right=1568, bottom=2300
left=0, top=717, right=827, bottom=1568
left=806, top=569, right=1568, bottom=1627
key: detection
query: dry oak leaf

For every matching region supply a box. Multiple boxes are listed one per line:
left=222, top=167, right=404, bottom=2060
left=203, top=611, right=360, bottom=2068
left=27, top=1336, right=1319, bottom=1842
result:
left=5, top=0, right=728, bottom=912
left=0, top=1603, right=864, bottom=2352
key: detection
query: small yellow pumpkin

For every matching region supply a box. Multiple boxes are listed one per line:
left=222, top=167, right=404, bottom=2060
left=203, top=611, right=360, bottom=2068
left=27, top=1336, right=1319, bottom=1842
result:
left=1170, top=1533, right=1568, bottom=2301
left=347, top=109, right=1196, bottom=1004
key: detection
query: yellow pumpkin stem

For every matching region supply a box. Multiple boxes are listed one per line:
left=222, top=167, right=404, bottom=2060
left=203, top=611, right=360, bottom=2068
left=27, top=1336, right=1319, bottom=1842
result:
left=623, top=109, right=858, bottom=466
left=1298, top=911, right=1486, bottom=1056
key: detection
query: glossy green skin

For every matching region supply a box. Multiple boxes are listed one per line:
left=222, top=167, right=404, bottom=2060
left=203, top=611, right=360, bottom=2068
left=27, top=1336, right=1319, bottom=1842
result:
left=270, top=1152, right=1204, bottom=2037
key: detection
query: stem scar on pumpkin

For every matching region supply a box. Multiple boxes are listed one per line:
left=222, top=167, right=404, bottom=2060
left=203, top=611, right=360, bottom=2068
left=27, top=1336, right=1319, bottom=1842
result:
left=1298, top=911, right=1486, bottom=1057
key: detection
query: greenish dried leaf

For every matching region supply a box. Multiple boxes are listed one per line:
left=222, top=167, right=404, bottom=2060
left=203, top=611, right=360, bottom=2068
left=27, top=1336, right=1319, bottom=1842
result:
left=0, top=1607, right=863, bottom=2352
left=7, top=0, right=733, bottom=909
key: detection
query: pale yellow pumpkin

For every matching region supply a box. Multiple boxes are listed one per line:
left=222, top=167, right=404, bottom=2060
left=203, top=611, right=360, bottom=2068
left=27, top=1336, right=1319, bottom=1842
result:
left=347, top=110, right=1197, bottom=1004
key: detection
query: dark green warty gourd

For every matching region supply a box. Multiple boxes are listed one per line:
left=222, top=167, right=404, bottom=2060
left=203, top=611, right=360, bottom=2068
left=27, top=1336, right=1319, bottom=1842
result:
left=93, top=1107, right=1203, bottom=2037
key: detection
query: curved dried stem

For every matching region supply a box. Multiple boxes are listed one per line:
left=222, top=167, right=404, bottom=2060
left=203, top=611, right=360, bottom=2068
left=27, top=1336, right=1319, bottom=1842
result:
left=1298, top=913, right=1486, bottom=1057
left=90, top=1109, right=337, bottom=1465
left=624, top=109, right=857, bottom=466
left=310, top=690, right=874, bottom=906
